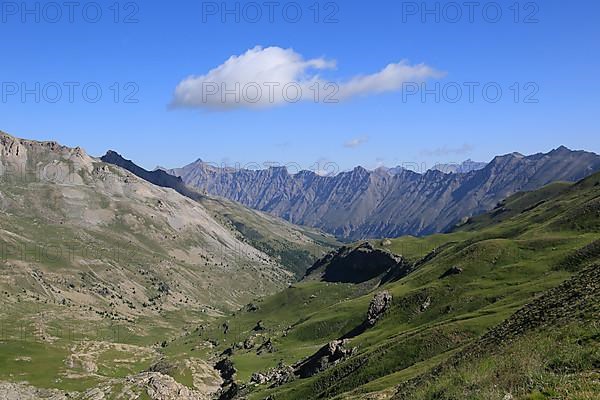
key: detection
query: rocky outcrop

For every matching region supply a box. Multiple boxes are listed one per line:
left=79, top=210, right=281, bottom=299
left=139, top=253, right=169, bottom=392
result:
left=125, top=372, right=214, bottom=400
left=367, top=291, right=393, bottom=326
left=420, top=297, right=432, bottom=313
left=250, top=363, right=295, bottom=387
left=439, top=266, right=463, bottom=279
left=243, top=336, right=255, bottom=349
left=256, top=337, right=275, bottom=354
left=305, top=242, right=411, bottom=284
left=214, top=358, right=238, bottom=400
left=214, top=358, right=236, bottom=384
left=169, top=147, right=600, bottom=239
left=252, top=320, right=266, bottom=331
left=294, top=339, right=357, bottom=379
left=0, top=369, right=220, bottom=400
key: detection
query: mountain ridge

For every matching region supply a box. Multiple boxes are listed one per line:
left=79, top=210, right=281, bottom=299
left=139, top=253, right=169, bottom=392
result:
left=0, top=129, right=339, bottom=397
left=167, top=146, right=600, bottom=240
left=100, top=148, right=339, bottom=277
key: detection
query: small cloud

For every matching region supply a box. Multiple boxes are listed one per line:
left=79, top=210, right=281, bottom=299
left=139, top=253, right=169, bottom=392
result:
left=344, top=136, right=369, bottom=149
left=420, top=144, right=474, bottom=157
left=171, top=46, right=444, bottom=111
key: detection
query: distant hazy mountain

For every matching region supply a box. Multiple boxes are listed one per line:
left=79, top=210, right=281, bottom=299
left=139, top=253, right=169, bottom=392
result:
left=168, top=146, right=600, bottom=240
left=382, top=159, right=487, bottom=175
left=431, top=159, right=488, bottom=174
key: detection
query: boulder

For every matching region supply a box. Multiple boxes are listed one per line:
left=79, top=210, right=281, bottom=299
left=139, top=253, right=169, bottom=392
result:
left=420, top=297, right=432, bottom=312
left=294, top=339, right=357, bottom=378
left=252, top=320, right=265, bottom=331
left=243, top=337, right=255, bottom=349
left=214, top=358, right=236, bottom=384
left=256, top=338, right=275, bottom=354
left=367, top=291, right=393, bottom=326
left=250, top=364, right=295, bottom=387
left=440, top=266, right=463, bottom=279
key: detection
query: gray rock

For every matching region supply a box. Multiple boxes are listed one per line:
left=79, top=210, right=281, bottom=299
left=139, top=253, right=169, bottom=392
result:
left=367, top=291, right=393, bottom=326
left=243, top=337, right=255, bottom=349
left=420, top=297, right=432, bottom=312
left=250, top=364, right=295, bottom=387
left=294, top=339, right=357, bottom=378
left=440, top=266, right=464, bottom=279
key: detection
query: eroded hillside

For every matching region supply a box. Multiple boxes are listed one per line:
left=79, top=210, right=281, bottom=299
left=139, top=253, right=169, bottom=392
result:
left=0, top=131, right=336, bottom=398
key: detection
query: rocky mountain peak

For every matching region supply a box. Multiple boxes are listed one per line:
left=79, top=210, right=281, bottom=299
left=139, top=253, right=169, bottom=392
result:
left=550, top=145, right=572, bottom=154
left=168, top=146, right=600, bottom=240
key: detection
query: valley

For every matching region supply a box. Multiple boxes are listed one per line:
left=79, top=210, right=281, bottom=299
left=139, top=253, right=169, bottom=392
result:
left=166, top=168, right=600, bottom=400
left=5, top=3, right=599, bottom=399
left=1, top=130, right=599, bottom=399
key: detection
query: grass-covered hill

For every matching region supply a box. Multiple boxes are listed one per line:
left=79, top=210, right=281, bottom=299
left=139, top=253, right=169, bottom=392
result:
left=178, top=170, right=600, bottom=400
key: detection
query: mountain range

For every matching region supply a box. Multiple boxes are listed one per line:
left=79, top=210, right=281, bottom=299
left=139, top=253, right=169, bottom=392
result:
left=166, top=146, right=600, bottom=240
left=1, top=129, right=599, bottom=399
left=430, top=159, right=488, bottom=174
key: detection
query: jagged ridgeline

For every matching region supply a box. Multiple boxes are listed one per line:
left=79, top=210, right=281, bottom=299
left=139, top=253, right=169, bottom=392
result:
left=0, top=131, right=337, bottom=398
left=168, top=147, right=600, bottom=240
left=188, top=170, right=600, bottom=400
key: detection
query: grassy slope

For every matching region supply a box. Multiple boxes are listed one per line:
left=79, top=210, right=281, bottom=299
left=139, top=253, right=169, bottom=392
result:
left=199, top=195, right=340, bottom=278
left=185, top=172, right=600, bottom=400
left=393, top=260, right=600, bottom=399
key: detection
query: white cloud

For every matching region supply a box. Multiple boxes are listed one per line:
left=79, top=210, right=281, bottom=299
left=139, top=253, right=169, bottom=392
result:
left=171, top=46, right=443, bottom=110
left=344, top=136, right=369, bottom=148
left=337, top=61, right=444, bottom=100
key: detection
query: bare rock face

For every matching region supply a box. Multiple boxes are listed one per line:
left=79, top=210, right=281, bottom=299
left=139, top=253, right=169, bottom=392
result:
left=145, top=373, right=200, bottom=400
left=170, top=147, right=600, bottom=240
left=305, top=242, right=411, bottom=284
left=367, top=291, right=393, bottom=327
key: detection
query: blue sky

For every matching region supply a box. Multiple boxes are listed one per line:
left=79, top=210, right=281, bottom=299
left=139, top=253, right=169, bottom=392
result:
left=1, top=0, right=599, bottom=172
